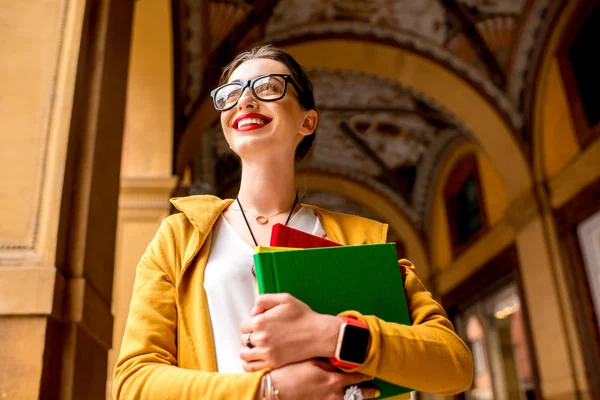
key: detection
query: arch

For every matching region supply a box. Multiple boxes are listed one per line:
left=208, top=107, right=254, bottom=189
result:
left=281, top=39, right=532, bottom=202
left=299, top=170, right=430, bottom=278
left=428, top=141, right=508, bottom=269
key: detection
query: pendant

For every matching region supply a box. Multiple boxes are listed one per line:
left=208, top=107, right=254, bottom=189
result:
left=256, top=216, right=268, bottom=225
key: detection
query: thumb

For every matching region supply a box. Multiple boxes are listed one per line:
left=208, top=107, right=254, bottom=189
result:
left=251, top=293, right=291, bottom=316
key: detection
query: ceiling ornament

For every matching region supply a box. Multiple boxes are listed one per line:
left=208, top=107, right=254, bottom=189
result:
left=458, top=0, right=526, bottom=16
left=266, top=0, right=448, bottom=44
left=257, top=21, right=523, bottom=132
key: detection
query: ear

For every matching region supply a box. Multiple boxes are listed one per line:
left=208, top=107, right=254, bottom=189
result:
left=299, top=110, right=318, bottom=137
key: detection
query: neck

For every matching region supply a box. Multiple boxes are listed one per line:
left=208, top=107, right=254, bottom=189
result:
left=237, top=155, right=297, bottom=215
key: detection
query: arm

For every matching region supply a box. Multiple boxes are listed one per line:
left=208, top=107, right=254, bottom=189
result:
left=241, top=259, right=473, bottom=395
left=113, top=218, right=266, bottom=400
left=338, top=259, right=474, bottom=395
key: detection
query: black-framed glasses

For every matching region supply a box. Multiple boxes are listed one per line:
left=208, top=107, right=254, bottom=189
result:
left=210, top=74, right=302, bottom=111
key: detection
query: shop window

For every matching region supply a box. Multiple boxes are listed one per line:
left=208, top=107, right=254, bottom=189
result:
left=558, top=0, right=600, bottom=147
left=455, top=283, right=536, bottom=400
left=444, top=154, right=488, bottom=256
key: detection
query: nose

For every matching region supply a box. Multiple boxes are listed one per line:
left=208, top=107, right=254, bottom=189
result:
left=236, top=86, right=256, bottom=110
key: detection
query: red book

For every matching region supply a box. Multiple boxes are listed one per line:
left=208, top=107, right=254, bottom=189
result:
left=270, top=223, right=342, bottom=248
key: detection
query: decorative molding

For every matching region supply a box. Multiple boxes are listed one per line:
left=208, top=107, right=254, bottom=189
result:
left=118, top=176, right=178, bottom=209
left=418, top=131, right=466, bottom=235
left=1, top=0, right=70, bottom=251
left=507, top=0, right=551, bottom=106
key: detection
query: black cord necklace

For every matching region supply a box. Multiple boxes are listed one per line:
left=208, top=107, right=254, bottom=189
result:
left=236, top=192, right=298, bottom=247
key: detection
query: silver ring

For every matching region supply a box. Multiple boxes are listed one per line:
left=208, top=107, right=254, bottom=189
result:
left=246, top=332, right=254, bottom=349
left=344, top=386, right=363, bottom=400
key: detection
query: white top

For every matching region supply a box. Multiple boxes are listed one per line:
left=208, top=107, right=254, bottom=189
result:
left=204, top=206, right=326, bottom=373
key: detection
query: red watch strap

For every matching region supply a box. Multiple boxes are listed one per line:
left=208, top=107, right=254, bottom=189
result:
left=339, top=315, right=368, bottom=328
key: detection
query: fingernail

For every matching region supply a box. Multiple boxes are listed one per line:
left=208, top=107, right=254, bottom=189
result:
left=368, top=375, right=375, bottom=380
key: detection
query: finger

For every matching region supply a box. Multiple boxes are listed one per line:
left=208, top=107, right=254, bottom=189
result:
left=239, top=347, right=264, bottom=363
left=250, top=303, right=265, bottom=317
left=338, top=372, right=375, bottom=387
left=361, top=387, right=381, bottom=399
left=239, top=332, right=253, bottom=347
left=239, top=319, right=253, bottom=334
left=253, top=293, right=291, bottom=315
left=241, top=359, right=268, bottom=373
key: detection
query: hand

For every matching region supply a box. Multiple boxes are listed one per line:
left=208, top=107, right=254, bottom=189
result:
left=264, top=359, right=380, bottom=400
left=240, top=293, right=342, bottom=371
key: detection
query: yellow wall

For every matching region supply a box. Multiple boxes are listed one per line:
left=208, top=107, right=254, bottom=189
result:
left=429, top=142, right=508, bottom=269
left=542, top=59, right=580, bottom=178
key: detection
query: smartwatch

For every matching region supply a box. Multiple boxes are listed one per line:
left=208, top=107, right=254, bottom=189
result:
left=329, top=316, right=371, bottom=369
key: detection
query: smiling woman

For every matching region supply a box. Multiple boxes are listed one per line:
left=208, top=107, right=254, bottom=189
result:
left=113, top=44, right=474, bottom=400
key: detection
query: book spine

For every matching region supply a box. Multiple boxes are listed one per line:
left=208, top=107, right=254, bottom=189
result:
left=254, top=253, right=278, bottom=294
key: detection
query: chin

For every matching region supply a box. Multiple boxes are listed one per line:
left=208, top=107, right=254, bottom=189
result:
left=230, top=137, right=272, bottom=159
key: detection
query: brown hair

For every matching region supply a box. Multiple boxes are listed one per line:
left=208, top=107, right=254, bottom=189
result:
left=219, top=45, right=317, bottom=161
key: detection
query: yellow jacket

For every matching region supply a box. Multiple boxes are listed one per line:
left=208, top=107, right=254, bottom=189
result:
left=114, top=196, right=473, bottom=399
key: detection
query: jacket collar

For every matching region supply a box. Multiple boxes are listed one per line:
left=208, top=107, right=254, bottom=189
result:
left=171, top=195, right=233, bottom=238
left=170, top=195, right=387, bottom=247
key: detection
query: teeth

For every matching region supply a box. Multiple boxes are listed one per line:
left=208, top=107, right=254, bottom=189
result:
left=237, top=118, right=268, bottom=128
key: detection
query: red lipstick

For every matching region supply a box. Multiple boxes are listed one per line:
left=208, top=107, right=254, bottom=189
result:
left=233, top=113, right=273, bottom=132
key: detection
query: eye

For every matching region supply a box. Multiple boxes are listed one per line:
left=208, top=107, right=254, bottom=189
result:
left=254, top=77, right=285, bottom=98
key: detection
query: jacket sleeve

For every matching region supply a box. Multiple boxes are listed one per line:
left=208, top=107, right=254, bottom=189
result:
left=113, top=218, right=266, bottom=399
left=340, top=259, right=474, bottom=396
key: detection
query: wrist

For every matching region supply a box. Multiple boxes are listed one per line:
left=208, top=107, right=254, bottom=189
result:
left=258, top=372, right=280, bottom=400
left=319, top=315, right=344, bottom=358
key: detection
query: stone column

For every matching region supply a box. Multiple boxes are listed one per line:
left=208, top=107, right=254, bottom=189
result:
left=106, top=0, right=178, bottom=396
left=0, top=1, right=134, bottom=399
left=511, top=191, right=589, bottom=400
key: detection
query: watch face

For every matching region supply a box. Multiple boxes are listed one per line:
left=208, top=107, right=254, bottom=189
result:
left=340, top=324, right=370, bottom=364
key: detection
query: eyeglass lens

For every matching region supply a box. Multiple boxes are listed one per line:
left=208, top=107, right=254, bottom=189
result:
left=214, top=75, right=286, bottom=110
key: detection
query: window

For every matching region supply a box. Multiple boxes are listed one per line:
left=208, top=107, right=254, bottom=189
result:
left=444, top=154, right=488, bottom=256
left=558, top=0, right=600, bottom=146
left=454, top=283, right=537, bottom=400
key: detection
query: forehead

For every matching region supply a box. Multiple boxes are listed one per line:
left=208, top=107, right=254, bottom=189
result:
left=228, top=58, right=291, bottom=83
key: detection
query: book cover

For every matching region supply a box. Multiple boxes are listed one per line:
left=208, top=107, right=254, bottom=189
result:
left=270, top=223, right=341, bottom=248
left=254, top=243, right=412, bottom=398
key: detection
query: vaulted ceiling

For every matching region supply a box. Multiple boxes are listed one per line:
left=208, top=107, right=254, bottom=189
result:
left=171, top=0, right=558, bottom=234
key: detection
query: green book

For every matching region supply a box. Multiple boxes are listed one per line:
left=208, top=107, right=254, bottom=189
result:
left=254, top=243, right=412, bottom=398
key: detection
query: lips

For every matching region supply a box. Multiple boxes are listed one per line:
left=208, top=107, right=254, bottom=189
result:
left=233, top=113, right=273, bottom=131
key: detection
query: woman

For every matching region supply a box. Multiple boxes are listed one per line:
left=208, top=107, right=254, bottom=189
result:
left=114, top=45, right=473, bottom=400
